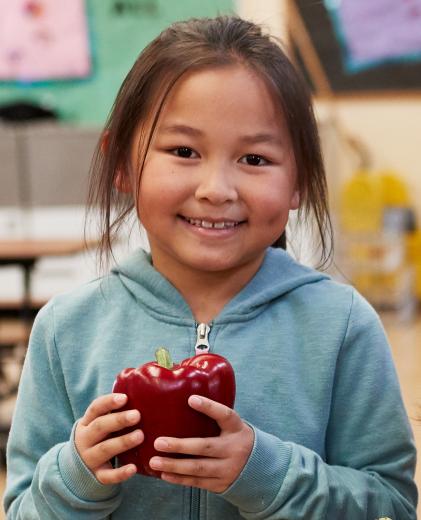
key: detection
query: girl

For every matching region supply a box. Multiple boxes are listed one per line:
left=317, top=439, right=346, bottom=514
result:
left=4, top=16, right=417, bottom=519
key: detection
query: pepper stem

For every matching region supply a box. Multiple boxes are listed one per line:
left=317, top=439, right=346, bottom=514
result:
left=155, top=347, right=173, bottom=369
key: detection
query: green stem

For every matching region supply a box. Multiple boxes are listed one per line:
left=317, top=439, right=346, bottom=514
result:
left=155, top=347, right=173, bottom=369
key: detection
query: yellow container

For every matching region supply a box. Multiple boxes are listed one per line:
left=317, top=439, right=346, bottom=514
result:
left=340, top=169, right=383, bottom=233
left=339, top=168, right=419, bottom=305
left=379, top=169, right=410, bottom=206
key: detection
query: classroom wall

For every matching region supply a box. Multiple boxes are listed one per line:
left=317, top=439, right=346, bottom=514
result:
left=236, top=0, right=288, bottom=41
left=236, top=0, right=421, bottom=222
left=2, top=0, right=420, bottom=221
left=316, top=99, right=421, bottom=221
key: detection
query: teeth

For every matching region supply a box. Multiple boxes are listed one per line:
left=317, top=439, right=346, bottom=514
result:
left=213, top=222, right=226, bottom=229
left=185, top=217, right=239, bottom=229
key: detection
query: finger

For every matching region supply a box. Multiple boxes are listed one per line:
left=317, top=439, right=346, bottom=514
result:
left=160, top=472, right=224, bottom=493
left=85, top=409, right=140, bottom=446
left=188, top=395, right=241, bottom=432
left=96, top=463, right=137, bottom=485
left=84, top=429, right=143, bottom=469
left=80, top=394, right=128, bottom=426
left=154, top=436, right=220, bottom=458
left=149, top=455, right=221, bottom=479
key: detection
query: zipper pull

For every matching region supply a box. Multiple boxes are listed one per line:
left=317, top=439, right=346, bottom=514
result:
left=194, top=323, right=211, bottom=355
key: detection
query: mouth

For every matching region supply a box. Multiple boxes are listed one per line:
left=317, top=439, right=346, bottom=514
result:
left=179, top=215, right=244, bottom=229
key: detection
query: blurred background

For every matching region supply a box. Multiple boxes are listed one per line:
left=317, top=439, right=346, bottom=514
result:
left=1, top=0, right=420, bottom=516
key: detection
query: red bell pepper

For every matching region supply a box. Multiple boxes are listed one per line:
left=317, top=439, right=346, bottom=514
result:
left=112, top=348, right=236, bottom=477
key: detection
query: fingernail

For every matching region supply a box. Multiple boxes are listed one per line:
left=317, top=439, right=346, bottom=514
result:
left=127, top=410, right=139, bottom=422
left=150, top=457, right=163, bottom=469
left=131, top=429, right=142, bottom=441
left=189, top=396, right=202, bottom=406
left=126, top=464, right=137, bottom=476
left=155, top=438, right=169, bottom=450
left=114, top=394, right=126, bottom=403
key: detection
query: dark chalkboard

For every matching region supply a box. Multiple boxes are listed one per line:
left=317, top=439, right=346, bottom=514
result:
left=288, top=0, right=421, bottom=96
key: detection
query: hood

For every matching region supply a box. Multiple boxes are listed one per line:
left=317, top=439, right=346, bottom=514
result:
left=111, top=247, right=329, bottom=324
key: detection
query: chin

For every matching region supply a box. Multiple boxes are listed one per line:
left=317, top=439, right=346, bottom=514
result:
left=188, top=252, right=260, bottom=276
left=192, top=260, right=235, bottom=273
left=181, top=253, right=235, bottom=273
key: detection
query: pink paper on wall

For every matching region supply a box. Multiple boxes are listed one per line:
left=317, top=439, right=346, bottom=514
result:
left=0, top=0, right=91, bottom=82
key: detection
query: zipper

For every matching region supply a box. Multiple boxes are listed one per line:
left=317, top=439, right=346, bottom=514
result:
left=190, top=487, right=201, bottom=519
left=191, top=324, right=210, bottom=518
left=194, top=322, right=211, bottom=355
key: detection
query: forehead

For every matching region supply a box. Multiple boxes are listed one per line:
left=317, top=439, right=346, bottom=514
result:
left=155, top=64, right=287, bottom=134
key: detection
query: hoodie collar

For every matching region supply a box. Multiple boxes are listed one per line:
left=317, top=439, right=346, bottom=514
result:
left=112, top=248, right=329, bottom=324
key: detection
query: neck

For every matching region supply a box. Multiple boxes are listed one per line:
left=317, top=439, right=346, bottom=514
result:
left=153, top=255, right=266, bottom=323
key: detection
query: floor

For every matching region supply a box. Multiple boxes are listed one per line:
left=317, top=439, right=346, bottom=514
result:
left=0, top=313, right=420, bottom=518
left=385, top=313, right=421, bottom=517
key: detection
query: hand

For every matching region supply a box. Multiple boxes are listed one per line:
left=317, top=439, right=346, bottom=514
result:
left=149, top=395, right=254, bottom=493
left=75, top=393, right=144, bottom=485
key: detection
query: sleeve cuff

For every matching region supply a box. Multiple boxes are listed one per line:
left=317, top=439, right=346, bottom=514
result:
left=221, top=424, right=292, bottom=513
left=58, top=421, right=121, bottom=502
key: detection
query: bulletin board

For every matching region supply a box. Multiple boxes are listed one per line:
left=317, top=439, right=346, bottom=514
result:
left=0, top=0, right=234, bottom=124
left=288, top=0, right=421, bottom=97
left=0, top=0, right=91, bottom=82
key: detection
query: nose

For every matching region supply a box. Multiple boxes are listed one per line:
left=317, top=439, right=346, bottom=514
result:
left=194, top=163, right=238, bottom=205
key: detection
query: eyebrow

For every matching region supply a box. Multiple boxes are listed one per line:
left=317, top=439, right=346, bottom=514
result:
left=239, top=133, right=282, bottom=145
left=160, top=124, right=204, bottom=137
left=160, top=124, right=281, bottom=145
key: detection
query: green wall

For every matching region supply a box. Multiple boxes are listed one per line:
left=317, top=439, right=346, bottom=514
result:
left=0, top=0, right=234, bottom=125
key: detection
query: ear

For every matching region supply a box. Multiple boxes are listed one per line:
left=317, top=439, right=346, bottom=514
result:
left=290, top=189, right=300, bottom=210
left=100, top=130, right=110, bottom=155
left=101, top=131, right=133, bottom=194
left=114, top=168, right=132, bottom=194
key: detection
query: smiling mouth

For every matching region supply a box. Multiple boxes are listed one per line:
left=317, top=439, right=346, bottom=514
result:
left=180, top=216, right=244, bottom=229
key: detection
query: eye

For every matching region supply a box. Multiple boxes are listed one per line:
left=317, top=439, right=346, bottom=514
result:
left=171, top=147, right=199, bottom=159
left=240, top=154, right=269, bottom=166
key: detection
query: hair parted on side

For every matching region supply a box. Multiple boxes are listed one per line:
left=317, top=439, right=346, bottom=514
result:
left=86, top=15, right=333, bottom=271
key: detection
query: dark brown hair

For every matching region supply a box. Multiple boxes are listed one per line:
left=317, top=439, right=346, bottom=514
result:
left=86, top=15, right=333, bottom=270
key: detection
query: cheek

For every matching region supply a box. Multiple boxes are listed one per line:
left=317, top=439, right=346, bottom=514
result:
left=250, top=182, right=295, bottom=222
left=137, top=168, right=187, bottom=222
left=264, top=205, right=290, bottom=229
left=136, top=178, right=156, bottom=225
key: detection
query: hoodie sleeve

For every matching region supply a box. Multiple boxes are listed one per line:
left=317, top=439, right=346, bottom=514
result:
left=221, top=290, right=418, bottom=519
left=3, top=303, right=122, bottom=519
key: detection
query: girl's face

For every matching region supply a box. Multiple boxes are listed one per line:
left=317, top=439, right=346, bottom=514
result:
left=127, top=64, right=299, bottom=283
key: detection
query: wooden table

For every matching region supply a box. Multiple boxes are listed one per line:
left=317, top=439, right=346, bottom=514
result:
left=0, top=238, right=98, bottom=261
left=0, top=238, right=98, bottom=320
